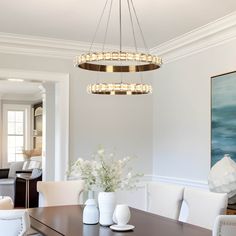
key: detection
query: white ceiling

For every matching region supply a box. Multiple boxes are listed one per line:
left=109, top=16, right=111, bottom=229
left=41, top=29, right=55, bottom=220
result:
left=0, top=80, right=41, bottom=100
left=0, top=0, right=236, bottom=48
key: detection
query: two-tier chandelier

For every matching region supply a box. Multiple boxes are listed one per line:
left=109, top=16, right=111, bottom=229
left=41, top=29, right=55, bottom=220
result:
left=74, top=0, right=162, bottom=95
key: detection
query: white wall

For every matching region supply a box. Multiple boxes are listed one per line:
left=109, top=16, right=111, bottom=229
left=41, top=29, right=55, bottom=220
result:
left=153, top=38, right=236, bottom=183
left=0, top=37, right=235, bottom=185
left=0, top=53, right=154, bottom=175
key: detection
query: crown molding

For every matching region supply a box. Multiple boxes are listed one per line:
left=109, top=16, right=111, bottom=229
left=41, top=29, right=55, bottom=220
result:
left=0, top=33, right=88, bottom=59
left=0, top=32, right=135, bottom=60
left=1, top=94, right=41, bottom=102
left=0, top=12, right=235, bottom=62
left=0, top=68, right=69, bottom=82
left=151, top=11, right=236, bottom=63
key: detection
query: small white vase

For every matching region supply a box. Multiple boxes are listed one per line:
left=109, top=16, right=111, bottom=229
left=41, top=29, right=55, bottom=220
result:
left=98, top=192, right=116, bottom=226
left=113, top=204, right=130, bottom=226
left=83, top=199, right=99, bottom=224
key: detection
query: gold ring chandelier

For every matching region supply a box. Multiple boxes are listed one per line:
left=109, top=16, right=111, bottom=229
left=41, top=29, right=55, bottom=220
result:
left=75, top=52, right=161, bottom=73
left=88, top=83, right=152, bottom=95
left=75, top=0, right=162, bottom=95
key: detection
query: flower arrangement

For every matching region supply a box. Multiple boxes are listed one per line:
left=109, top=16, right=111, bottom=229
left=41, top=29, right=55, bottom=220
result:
left=69, top=148, right=142, bottom=192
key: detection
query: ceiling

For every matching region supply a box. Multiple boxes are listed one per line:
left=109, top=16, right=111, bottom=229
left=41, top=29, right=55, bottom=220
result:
left=0, top=80, right=41, bottom=100
left=0, top=0, right=236, bottom=48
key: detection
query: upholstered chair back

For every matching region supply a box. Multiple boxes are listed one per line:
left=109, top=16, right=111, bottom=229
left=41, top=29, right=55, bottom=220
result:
left=37, top=180, right=85, bottom=207
left=183, top=188, right=228, bottom=230
left=213, top=215, right=236, bottom=236
left=0, top=210, right=30, bottom=236
left=147, top=181, right=184, bottom=220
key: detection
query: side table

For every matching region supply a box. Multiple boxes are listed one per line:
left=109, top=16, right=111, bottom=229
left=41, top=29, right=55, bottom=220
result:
left=16, top=173, right=31, bottom=208
left=15, top=170, right=42, bottom=208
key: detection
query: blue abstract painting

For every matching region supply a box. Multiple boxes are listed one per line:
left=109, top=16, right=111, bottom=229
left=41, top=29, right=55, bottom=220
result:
left=211, top=71, right=236, bottom=166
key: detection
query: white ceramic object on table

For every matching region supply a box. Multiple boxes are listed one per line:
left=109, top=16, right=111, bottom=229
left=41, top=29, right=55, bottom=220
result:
left=110, top=224, right=135, bottom=231
left=113, top=204, right=131, bottom=226
left=111, top=204, right=134, bottom=231
left=83, top=199, right=99, bottom=224
left=98, top=192, right=116, bottom=226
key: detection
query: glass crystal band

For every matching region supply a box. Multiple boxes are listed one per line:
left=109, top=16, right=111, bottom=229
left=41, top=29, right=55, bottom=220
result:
left=87, top=83, right=152, bottom=95
left=75, top=51, right=162, bottom=72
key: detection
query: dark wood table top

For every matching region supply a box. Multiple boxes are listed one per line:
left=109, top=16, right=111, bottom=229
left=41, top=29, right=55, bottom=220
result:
left=29, top=205, right=211, bottom=236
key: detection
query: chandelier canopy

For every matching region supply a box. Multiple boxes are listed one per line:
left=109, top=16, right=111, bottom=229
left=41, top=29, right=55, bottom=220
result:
left=75, top=0, right=162, bottom=95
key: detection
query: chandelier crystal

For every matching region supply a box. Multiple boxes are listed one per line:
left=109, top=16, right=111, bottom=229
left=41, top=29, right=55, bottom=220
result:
left=75, top=0, right=162, bottom=95
left=87, top=83, right=152, bottom=95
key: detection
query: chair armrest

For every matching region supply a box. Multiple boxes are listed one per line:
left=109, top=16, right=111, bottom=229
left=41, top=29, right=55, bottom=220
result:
left=0, top=168, right=10, bottom=179
left=16, top=170, right=33, bottom=174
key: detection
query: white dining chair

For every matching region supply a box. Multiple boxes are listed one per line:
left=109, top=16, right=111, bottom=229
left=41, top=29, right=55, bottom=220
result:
left=37, top=180, right=85, bottom=207
left=0, top=209, right=30, bottom=236
left=213, top=215, right=236, bottom=236
left=146, top=181, right=184, bottom=220
left=0, top=197, right=14, bottom=210
left=183, top=188, right=228, bottom=230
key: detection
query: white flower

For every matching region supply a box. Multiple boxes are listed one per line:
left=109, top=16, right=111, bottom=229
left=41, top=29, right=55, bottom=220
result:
left=68, top=148, right=143, bottom=192
left=97, top=148, right=105, bottom=155
left=110, top=153, right=114, bottom=158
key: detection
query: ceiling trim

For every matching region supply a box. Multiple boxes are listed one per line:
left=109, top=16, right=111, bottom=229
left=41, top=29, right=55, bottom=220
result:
left=1, top=93, right=42, bottom=102
left=0, top=11, right=235, bottom=61
left=0, top=32, right=135, bottom=60
left=0, top=68, right=69, bottom=82
left=0, top=33, right=90, bottom=59
left=151, top=11, right=236, bottom=63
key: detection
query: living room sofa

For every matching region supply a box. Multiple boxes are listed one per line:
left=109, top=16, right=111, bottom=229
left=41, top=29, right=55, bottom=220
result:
left=0, top=159, right=41, bottom=203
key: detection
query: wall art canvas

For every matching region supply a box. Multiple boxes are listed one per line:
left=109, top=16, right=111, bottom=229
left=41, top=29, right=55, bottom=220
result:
left=211, top=71, right=236, bottom=166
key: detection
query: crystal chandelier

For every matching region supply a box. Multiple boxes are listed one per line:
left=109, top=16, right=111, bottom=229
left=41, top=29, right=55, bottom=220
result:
left=75, top=0, right=162, bottom=95
left=87, top=83, right=152, bottom=95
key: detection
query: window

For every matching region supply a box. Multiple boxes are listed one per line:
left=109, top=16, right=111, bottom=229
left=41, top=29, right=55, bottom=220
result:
left=7, top=111, right=25, bottom=162
left=2, top=104, right=31, bottom=165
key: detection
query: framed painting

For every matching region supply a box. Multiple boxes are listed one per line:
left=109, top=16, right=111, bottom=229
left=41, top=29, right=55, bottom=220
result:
left=211, top=71, right=236, bottom=166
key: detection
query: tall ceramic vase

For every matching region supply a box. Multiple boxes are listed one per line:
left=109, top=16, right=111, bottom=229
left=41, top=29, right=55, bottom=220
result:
left=98, top=192, right=116, bottom=226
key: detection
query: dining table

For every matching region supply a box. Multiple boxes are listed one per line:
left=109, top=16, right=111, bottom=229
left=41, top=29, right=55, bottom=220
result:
left=28, top=205, right=212, bottom=236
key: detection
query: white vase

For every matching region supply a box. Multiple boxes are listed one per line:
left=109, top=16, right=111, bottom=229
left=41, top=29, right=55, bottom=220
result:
left=208, top=155, right=236, bottom=203
left=83, top=199, right=99, bottom=224
left=113, top=204, right=130, bottom=226
left=98, top=192, right=116, bottom=226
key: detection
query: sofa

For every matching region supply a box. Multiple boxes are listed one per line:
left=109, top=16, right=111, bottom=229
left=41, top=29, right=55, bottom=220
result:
left=0, top=159, right=42, bottom=203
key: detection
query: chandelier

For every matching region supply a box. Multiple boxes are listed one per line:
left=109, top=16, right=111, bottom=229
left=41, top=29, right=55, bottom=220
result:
left=75, top=0, right=162, bottom=95
left=87, top=83, right=152, bottom=95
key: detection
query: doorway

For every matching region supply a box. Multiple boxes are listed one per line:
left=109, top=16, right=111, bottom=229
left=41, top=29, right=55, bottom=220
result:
left=0, top=68, right=69, bottom=181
